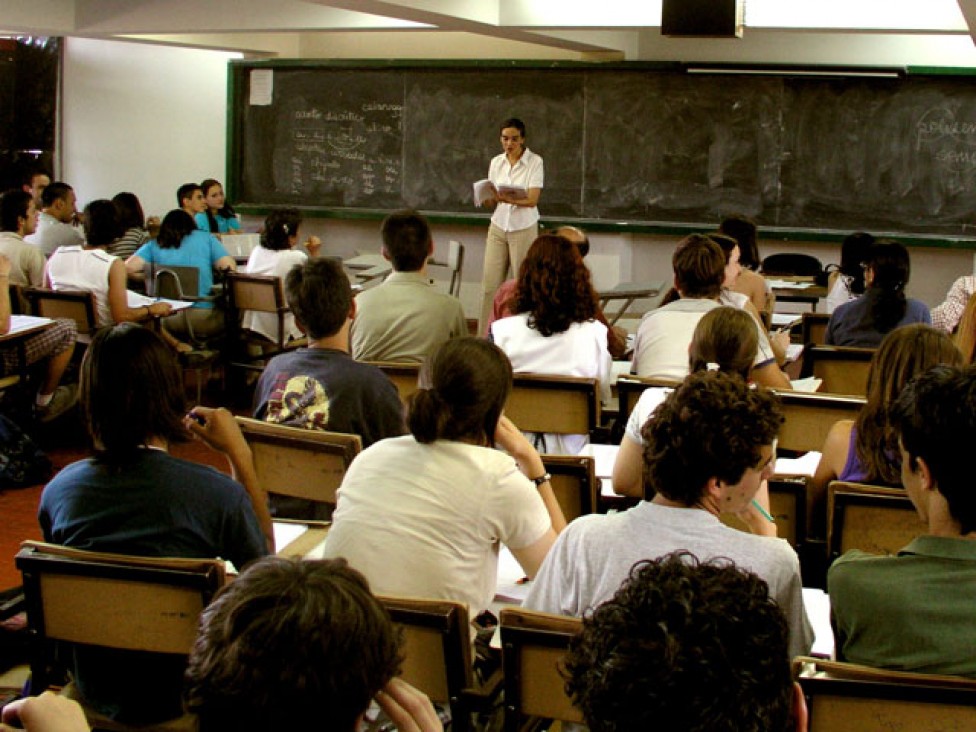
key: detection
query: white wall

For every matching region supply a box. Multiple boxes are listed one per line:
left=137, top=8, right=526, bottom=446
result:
left=61, top=37, right=239, bottom=218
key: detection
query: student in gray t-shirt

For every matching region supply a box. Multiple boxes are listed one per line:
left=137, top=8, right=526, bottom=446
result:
left=524, top=370, right=813, bottom=659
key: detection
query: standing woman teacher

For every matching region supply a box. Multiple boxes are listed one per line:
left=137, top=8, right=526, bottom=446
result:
left=479, top=117, right=544, bottom=332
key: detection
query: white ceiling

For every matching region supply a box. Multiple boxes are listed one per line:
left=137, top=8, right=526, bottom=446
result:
left=4, top=0, right=976, bottom=67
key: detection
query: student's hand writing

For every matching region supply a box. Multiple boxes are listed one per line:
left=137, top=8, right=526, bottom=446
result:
left=0, top=692, right=90, bottom=732
left=184, top=406, right=249, bottom=459
left=375, top=679, right=442, bottom=732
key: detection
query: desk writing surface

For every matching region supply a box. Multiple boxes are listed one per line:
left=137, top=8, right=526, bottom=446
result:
left=2, top=315, right=53, bottom=341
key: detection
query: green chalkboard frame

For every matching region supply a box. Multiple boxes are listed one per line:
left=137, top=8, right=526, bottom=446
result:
left=226, top=59, right=976, bottom=251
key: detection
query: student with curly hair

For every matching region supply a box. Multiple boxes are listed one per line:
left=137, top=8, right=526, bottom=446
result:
left=524, top=370, right=813, bottom=658
left=808, top=325, right=962, bottom=537
left=826, top=239, right=929, bottom=347
left=490, top=233, right=612, bottom=453
left=564, top=552, right=807, bottom=732
left=185, top=556, right=441, bottom=732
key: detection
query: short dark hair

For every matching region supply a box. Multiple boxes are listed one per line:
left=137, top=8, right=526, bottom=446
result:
left=552, top=225, right=590, bottom=258
left=185, top=556, right=401, bottom=732
left=408, top=337, right=512, bottom=447
left=672, top=234, right=726, bottom=299
left=564, top=552, right=795, bottom=732
left=112, top=192, right=146, bottom=230
left=500, top=117, right=526, bottom=136
left=719, top=214, right=760, bottom=270
left=381, top=210, right=430, bottom=271
left=261, top=208, right=302, bottom=251
left=83, top=199, right=123, bottom=248
left=40, top=181, right=72, bottom=209
left=177, top=183, right=202, bottom=207
left=156, top=209, right=196, bottom=249
left=0, top=189, right=31, bottom=232
left=285, top=257, right=351, bottom=340
left=81, top=324, right=187, bottom=459
left=642, top=370, right=782, bottom=504
left=892, top=364, right=976, bottom=533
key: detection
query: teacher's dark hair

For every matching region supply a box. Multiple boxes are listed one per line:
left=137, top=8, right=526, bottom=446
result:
left=157, top=209, right=197, bottom=249
left=500, top=118, right=526, bottom=137
left=81, top=324, right=187, bottom=459
left=408, top=337, right=512, bottom=447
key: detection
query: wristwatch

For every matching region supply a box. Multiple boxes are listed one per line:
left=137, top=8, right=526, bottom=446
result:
left=530, top=472, right=552, bottom=486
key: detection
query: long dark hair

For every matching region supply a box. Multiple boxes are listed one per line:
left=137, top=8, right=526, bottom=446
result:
left=407, top=337, right=512, bottom=447
left=839, top=231, right=874, bottom=295
left=861, top=239, right=909, bottom=334
left=201, top=178, right=236, bottom=233
left=82, top=199, right=123, bottom=249
left=157, top=209, right=196, bottom=249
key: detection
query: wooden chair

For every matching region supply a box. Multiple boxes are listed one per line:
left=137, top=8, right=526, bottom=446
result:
left=795, top=656, right=976, bottom=732
left=543, top=454, right=598, bottom=523
left=800, top=345, right=875, bottom=396
left=505, top=373, right=600, bottom=444
left=499, top=607, right=584, bottom=732
left=767, top=478, right=808, bottom=548
left=235, top=416, right=362, bottom=508
left=379, top=596, right=500, bottom=732
left=225, top=271, right=305, bottom=353
left=827, top=481, right=923, bottom=561
left=613, top=374, right=678, bottom=441
left=15, top=540, right=225, bottom=731
left=23, top=288, right=98, bottom=344
left=771, top=389, right=865, bottom=454
left=801, top=312, right=830, bottom=346
left=365, top=361, right=422, bottom=405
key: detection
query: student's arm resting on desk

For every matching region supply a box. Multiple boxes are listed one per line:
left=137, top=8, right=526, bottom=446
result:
left=108, top=259, right=171, bottom=323
left=185, top=406, right=275, bottom=553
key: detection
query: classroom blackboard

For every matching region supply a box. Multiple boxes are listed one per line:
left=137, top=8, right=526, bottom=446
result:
left=229, top=62, right=976, bottom=238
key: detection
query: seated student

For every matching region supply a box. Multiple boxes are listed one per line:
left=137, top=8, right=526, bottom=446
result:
left=0, top=254, right=78, bottom=421
left=351, top=210, right=466, bottom=364
left=323, top=337, right=566, bottom=624
left=0, top=189, right=46, bottom=289
left=487, top=225, right=628, bottom=358
left=20, top=167, right=50, bottom=208
left=25, top=182, right=84, bottom=258
left=185, top=556, right=441, bottom=732
left=954, top=292, right=976, bottom=363
left=613, top=306, right=758, bottom=498
left=826, top=239, right=929, bottom=347
left=825, top=231, right=873, bottom=314
left=631, top=234, right=790, bottom=389
left=829, top=364, right=976, bottom=677
left=565, top=553, right=808, bottom=732
left=176, top=182, right=209, bottom=230
left=253, top=257, right=403, bottom=445
left=243, top=207, right=321, bottom=345
left=108, top=191, right=153, bottom=260
left=197, top=178, right=241, bottom=235
left=491, top=233, right=612, bottom=454
left=125, top=209, right=236, bottom=342
left=720, top=213, right=773, bottom=317
left=809, top=325, right=962, bottom=536
left=47, top=200, right=173, bottom=327
left=932, top=272, right=976, bottom=334
left=38, top=323, right=271, bottom=725
left=524, top=370, right=813, bottom=659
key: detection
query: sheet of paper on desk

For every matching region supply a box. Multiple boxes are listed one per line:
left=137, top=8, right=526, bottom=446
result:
left=767, top=279, right=814, bottom=290
left=802, top=587, right=834, bottom=658
left=495, top=545, right=530, bottom=604
left=785, top=343, right=805, bottom=363
left=9, top=315, right=53, bottom=333
left=126, top=291, right=195, bottom=312
left=772, top=313, right=803, bottom=329
left=775, top=451, right=821, bottom=477
left=790, top=376, right=822, bottom=392
left=577, top=443, right=618, bottom=479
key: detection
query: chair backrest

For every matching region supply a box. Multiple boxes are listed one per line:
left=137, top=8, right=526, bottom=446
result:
left=771, top=389, right=865, bottom=454
left=146, top=264, right=200, bottom=301
left=366, top=361, right=422, bottom=405
left=761, top=253, right=824, bottom=277
left=447, top=240, right=464, bottom=298
left=506, top=373, right=600, bottom=437
left=615, top=374, right=679, bottom=424
left=768, top=478, right=807, bottom=547
left=379, top=596, right=473, bottom=718
left=8, top=282, right=25, bottom=315
left=827, top=481, right=923, bottom=560
left=16, top=540, right=225, bottom=692
left=801, top=312, right=830, bottom=346
left=500, top=607, right=584, bottom=732
left=226, top=271, right=287, bottom=314
left=235, top=416, right=362, bottom=505
left=23, top=288, right=97, bottom=340
left=543, top=454, right=598, bottom=523
left=802, top=345, right=875, bottom=396
left=795, top=656, right=976, bottom=732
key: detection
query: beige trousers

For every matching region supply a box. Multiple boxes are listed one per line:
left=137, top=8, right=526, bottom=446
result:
left=479, top=222, right=538, bottom=334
